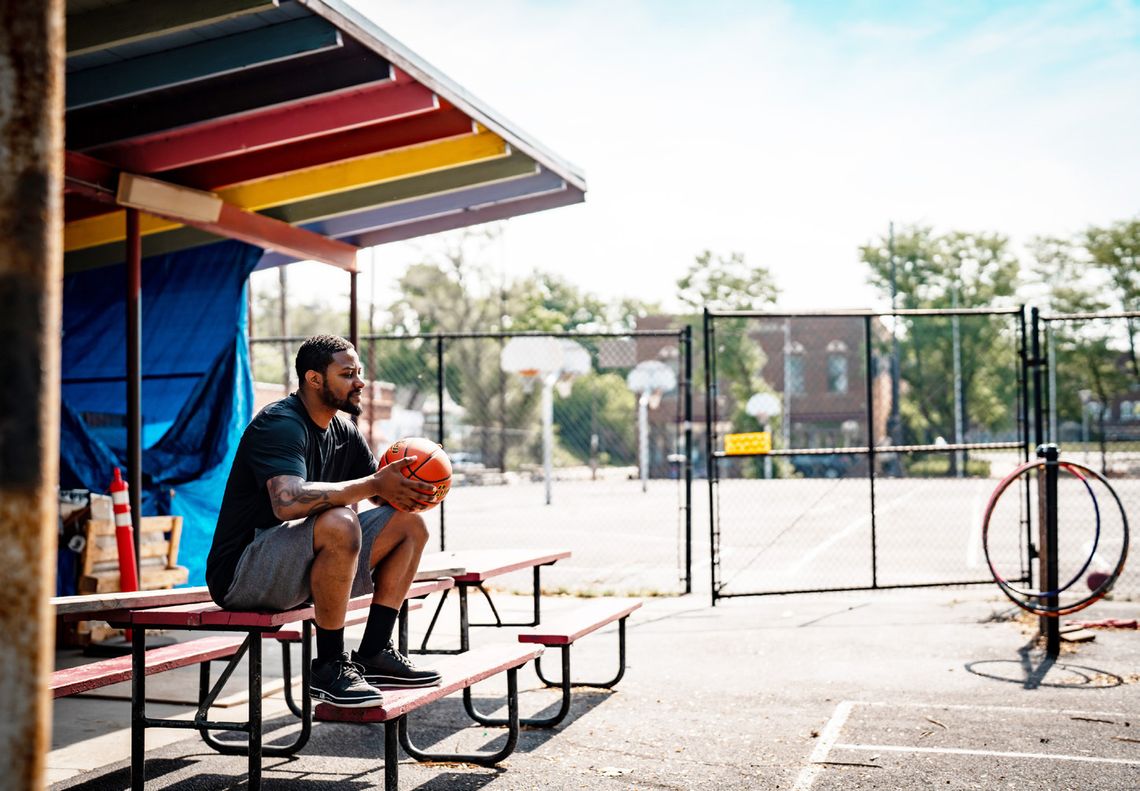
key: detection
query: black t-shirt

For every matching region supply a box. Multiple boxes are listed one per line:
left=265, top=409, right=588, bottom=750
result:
left=205, top=394, right=377, bottom=602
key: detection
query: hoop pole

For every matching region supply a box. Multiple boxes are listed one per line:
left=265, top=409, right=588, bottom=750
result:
left=1038, top=443, right=1061, bottom=657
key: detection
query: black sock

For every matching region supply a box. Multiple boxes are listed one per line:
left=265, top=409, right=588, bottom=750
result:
left=315, top=626, right=344, bottom=664
left=358, top=605, right=400, bottom=656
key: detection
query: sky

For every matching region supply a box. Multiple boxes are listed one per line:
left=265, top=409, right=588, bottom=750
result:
left=274, top=0, right=1140, bottom=315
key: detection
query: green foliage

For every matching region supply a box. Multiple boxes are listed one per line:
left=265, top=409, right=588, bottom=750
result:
left=677, top=250, right=778, bottom=312
left=1029, top=218, right=1140, bottom=457
left=250, top=269, right=347, bottom=386
left=860, top=226, right=1022, bottom=449
left=552, top=372, right=637, bottom=464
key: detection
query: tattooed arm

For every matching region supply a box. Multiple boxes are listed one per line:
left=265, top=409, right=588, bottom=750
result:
left=266, top=457, right=435, bottom=521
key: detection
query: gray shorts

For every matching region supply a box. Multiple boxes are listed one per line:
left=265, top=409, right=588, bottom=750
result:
left=222, top=505, right=395, bottom=611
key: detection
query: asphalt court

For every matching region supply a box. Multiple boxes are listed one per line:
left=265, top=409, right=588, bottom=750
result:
left=795, top=701, right=1140, bottom=790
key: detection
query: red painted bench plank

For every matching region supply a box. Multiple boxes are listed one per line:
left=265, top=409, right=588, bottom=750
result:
left=418, top=549, right=571, bottom=583
left=518, top=600, right=641, bottom=646
left=51, top=634, right=246, bottom=698
left=108, top=579, right=455, bottom=629
left=271, top=600, right=423, bottom=642
left=314, top=642, right=544, bottom=723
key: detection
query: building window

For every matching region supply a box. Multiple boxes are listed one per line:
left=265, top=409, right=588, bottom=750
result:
left=786, top=342, right=805, bottom=395
left=826, top=340, right=848, bottom=394
left=1122, top=401, right=1134, bottom=421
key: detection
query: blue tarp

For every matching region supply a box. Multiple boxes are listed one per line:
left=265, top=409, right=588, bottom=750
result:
left=60, top=240, right=261, bottom=590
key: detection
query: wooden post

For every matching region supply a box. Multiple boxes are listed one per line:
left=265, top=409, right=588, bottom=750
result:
left=0, top=1, right=64, bottom=787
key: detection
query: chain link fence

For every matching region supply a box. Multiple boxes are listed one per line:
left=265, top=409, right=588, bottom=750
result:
left=250, top=330, right=693, bottom=596
left=1038, top=310, right=1140, bottom=601
left=706, top=308, right=1030, bottom=600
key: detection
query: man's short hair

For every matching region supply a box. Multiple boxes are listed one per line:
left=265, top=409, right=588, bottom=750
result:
left=295, top=335, right=355, bottom=383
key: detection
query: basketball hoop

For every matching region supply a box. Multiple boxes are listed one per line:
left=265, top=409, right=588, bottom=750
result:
left=626, top=361, right=678, bottom=493
left=500, top=336, right=593, bottom=505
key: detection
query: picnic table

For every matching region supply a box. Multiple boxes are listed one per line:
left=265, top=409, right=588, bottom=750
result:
left=416, top=548, right=571, bottom=652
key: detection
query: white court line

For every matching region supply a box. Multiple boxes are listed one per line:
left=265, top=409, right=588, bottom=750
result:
left=790, top=700, right=1135, bottom=790
left=852, top=700, right=1131, bottom=718
left=786, top=486, right=925, bottom=576
left=790, top=700, right=853, bottom=791
left=833, top=742, right=1140, bottom=767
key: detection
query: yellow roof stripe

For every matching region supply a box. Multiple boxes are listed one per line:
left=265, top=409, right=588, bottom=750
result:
left=65, top=130, right=509, bottom=252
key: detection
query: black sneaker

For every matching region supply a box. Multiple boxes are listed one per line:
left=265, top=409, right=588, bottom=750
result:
left=309, top=653, right=384, bottom=707
left=352, top=643, right=442, bottom=688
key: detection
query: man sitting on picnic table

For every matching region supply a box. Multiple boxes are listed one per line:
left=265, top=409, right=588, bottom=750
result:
left=206, top=334, right=441, bottom=707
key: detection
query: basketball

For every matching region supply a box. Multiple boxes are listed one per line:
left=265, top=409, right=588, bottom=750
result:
left=380, top=436, right=452, bottom=512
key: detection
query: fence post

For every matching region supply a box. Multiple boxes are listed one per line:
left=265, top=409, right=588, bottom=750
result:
left=682, top=326, right=693, bottom=594
left=703, top=309, right=719, bottom=605
left=436, top=335, right=446, bottom=551
left=864, top=315, right=878, bottom=589
left=1037, top=443, right=1061, bottom=658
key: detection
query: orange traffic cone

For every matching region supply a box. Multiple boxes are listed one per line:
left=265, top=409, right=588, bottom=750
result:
left=110, top=468, right=140, bottom=644
left=110, top=467, right=140, bottom=594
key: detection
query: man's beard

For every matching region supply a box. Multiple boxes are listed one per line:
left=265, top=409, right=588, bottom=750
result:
left=321, top=381, right=362, bottom=416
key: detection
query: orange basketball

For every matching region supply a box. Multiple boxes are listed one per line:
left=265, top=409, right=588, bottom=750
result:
left=380, top=436, right=452, bottom=512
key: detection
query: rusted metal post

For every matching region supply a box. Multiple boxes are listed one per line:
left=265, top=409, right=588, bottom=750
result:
left=126, top=208, right=143, bottom=570
left=0, top=1, right=64, bottom=788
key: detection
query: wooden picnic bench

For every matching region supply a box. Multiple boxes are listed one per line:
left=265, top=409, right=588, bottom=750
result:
left=315, top=642, right=545, bottom=791
left=416, top=548, right=571, bottom=652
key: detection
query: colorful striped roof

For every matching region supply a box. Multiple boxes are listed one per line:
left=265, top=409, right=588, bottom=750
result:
left=63, top=0, right=586, bottom=272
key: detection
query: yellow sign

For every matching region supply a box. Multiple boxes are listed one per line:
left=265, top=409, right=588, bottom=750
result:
left=724, top=431, right=771, bottom=455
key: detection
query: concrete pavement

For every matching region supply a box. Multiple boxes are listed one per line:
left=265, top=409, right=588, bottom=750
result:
left=49, top=585, right=1140, bottom=790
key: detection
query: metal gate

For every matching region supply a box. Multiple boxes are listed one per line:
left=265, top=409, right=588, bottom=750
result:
left=705, top=307, right=1031, bottom=601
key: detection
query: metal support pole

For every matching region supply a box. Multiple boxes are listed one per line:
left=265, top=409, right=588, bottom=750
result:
left=1038, top=443, right=1060, bottom=658
left=278, top=265, right=289, bottom=390
left=131, top=629, right=146, bottom=790
left=349, top=270, right=358, bottom=349
left=888, top=222, right=902, bottom=459
left=1030, top=308, right=1045, bottom=448
left=864, top=315, right=878, bottom=588
left=126, top=208, right=143, bottom=568
left=1019, top=307, right=1035, bottom=587
left=703, top=309, right=718, bottom=604
left=0, top=5, right=64, bottom=786
left=682, top=326, right=693, bottom=594
left=436, top=335, right=446, bottom=549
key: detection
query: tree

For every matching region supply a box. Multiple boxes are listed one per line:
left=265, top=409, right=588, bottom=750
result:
left=860, top=227, right=1022, bottom=467
left=1084, top=219, right=1140, bottom=378
left=1030, top=222, right=1139, bottom=472
left=676, top=251, right=780, bottom=474
left=677, top=250, right=778, bottom=313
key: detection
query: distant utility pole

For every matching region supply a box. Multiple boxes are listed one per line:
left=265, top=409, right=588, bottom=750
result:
left=888, top=222, right=902, bottom=457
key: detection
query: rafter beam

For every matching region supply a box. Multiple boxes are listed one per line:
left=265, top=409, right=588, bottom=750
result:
left=66, top=39, right=391, bottom=150
left=66, top=0, right=277, bottom=56
left=67, top=16, right=342, bottom=110
left=354, top=186, right=584, bottom=248
left=293, top=169, right=565, bottom=241
left=162, top=105, right=474, bottom=189
left=65, top=130, right=509, bottom=252
left=119, top=173, right=357, bottom=270
left=85, top=73, right=435, bottom=173
left=65, top=152, right=540, bottom=272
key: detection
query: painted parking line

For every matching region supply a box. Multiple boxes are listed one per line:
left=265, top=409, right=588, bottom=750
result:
left=834, top=742, right=1140, bottom=766
left=790, top=700, right=854, bottom=791
left=791, top=700, right=1137, bottom=791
